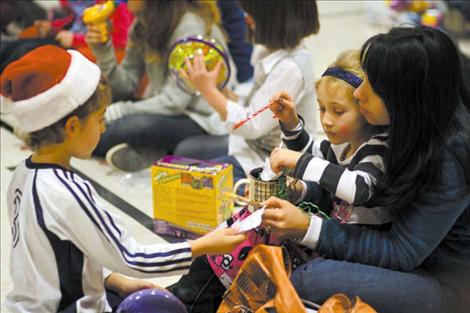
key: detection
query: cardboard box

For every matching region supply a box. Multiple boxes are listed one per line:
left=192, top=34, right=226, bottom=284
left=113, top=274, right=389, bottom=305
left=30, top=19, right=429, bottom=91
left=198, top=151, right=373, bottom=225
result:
left=152, top=156, right=234, bottom=235
left=153, top=219, right=201, bottom=240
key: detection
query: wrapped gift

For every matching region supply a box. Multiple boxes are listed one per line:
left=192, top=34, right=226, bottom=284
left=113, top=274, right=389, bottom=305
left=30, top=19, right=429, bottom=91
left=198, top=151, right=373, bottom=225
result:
left=152, top=156, right=234, bottom=235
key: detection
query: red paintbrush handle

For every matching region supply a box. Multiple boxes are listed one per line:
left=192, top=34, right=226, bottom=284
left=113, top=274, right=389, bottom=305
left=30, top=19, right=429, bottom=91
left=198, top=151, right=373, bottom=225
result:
left=232, top=102, right=273, bottom=130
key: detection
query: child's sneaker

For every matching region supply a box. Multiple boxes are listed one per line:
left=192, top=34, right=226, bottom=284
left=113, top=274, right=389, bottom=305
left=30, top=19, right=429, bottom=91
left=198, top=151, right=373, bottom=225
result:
left=105, top=143, right=163, bottom=172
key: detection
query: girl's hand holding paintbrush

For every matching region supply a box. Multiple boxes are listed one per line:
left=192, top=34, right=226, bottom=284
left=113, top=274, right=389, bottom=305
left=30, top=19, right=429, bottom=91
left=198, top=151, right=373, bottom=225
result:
left=269, top=92, right=300, bottom=130
left=232, top=93, right=298, bottom=130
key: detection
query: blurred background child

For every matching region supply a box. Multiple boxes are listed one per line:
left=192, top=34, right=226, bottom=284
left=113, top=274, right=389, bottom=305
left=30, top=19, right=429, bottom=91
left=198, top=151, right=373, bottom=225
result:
left=180, top=0, right=320, bottom=183
left=216, top=0, right=254, bottom=84
left=87, top=0, right=237, bottom=172
left=1, top=0, right=133, bottom=72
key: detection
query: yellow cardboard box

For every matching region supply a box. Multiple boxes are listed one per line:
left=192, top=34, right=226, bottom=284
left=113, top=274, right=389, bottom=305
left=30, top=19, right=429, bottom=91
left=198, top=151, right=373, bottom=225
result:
left=152, top=156, right=234, bottom=235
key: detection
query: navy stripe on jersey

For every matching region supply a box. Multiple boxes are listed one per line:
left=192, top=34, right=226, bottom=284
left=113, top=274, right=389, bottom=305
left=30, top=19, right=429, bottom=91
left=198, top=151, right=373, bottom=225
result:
left=52, top=169, right=191, bottom=273
left=54, top=170, right=190, bottom=260
left=83, top=181, right=96, bottom=204
left=103, top=210, right=123, bottom=237
left=12, top=189, right=22, bottom=248
left=12, top=217, right=20, bottom=248
left=32, top=170, right=84, bottom=310
left=54, top=170, right=192, bottom=273
left=68, top=170, right=123, bottom=238
left=62, top=170, right=191, bottom=260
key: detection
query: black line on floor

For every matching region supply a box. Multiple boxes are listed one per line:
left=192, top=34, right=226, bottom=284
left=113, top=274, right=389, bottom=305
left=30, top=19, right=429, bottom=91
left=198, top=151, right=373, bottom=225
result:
left=1, top=122, right=180, bottom=243
left=1, top=119, right=14, bottom=132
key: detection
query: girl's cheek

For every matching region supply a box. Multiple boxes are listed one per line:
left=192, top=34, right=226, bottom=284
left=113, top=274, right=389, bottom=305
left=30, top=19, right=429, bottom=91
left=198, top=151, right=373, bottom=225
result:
left=338, top=123, right=351, bottom=136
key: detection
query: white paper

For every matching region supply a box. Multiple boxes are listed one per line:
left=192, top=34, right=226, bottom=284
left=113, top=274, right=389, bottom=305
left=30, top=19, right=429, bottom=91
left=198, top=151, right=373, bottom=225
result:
left=260, top=157, right=283, bottom=181
left=232, top=207, right=265, bottom=233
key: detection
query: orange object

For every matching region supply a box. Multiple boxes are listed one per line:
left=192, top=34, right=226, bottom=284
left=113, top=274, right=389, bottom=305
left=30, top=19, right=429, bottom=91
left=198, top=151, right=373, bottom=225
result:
left=19, top=25, right=40, bottom=39
left=217, top=245, right=306, bottom=313
left=318, top=294, right=377, bottom=313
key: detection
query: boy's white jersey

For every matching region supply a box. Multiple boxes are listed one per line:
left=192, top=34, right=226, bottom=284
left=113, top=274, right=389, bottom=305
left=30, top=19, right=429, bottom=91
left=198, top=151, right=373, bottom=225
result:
left=6, top=158, right=193, bottom=313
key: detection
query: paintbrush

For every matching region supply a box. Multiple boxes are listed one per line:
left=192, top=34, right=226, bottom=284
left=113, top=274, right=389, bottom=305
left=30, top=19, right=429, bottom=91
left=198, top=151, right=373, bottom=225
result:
left=224, top=192, right=264, bottom=208
left=232, top=102, right=273, bottom=130
left=232, top=95, right=287, bottom=130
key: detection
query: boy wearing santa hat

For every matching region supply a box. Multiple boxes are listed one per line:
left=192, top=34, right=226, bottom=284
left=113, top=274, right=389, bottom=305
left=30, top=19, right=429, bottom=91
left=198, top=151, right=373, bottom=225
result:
left=1, top=45, right=245, bottom=312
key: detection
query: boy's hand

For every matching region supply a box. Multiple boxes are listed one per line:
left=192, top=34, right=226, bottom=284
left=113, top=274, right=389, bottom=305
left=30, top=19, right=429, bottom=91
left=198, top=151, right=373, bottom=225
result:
left=270, top=147, right=303, bottom=173
left=269, top=92, right=299, bottom=130
left=55, top=30, right=74, bottom=48
left=117, top=278, right=160, bottom=298
left=190, top=227, right=247, bottom=257
left=180, top=53, right=222, bottom=96
left=105, top=273, right=160, bottom=298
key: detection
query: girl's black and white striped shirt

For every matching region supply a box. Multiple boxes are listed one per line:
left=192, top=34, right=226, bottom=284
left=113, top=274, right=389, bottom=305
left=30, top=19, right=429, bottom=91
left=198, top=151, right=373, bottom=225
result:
left=6, top=158, right=192, bottom=313
left=281, top=117, right=391, bottom=225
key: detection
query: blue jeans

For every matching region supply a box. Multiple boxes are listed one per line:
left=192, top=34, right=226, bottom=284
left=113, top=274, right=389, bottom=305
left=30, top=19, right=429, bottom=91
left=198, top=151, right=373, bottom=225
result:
left=93, top=114, right=206, bottom=157
left=291, top=258, right=465, bottom=313
left=211, top=155, right=246, bottom=183
left=174, top=135, right=229, bottom=160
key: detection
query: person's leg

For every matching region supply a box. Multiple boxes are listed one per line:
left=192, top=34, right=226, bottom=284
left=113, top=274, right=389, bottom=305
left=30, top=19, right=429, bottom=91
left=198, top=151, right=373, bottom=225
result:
left=168, top=256, right=226, bottom=313
left=173, top=135, right=229, bottom=160
left=58, top=290, right=123, bottom=313
left=94, top=114, right=206, bottom=157
left=290, top=258, right=461, bottom=313
left=106, top=290, right=124, bottom=311
left=211, top=155, right=246, bottom=183
left=94, top=114, right=208, bottom=171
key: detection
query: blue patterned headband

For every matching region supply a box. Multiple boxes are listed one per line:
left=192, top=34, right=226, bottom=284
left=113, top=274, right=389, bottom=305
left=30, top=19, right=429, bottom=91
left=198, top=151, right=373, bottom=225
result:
left=321, top=67, right=363, bottom=88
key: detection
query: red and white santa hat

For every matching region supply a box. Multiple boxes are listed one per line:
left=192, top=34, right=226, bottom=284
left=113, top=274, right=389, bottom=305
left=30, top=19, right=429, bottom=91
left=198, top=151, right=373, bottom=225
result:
left=1, top=45, right=101, bottom=132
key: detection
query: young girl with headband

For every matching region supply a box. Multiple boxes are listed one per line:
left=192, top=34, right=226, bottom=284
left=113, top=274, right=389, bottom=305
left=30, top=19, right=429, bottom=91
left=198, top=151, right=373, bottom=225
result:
left=270, top=50, right=390, bottom=226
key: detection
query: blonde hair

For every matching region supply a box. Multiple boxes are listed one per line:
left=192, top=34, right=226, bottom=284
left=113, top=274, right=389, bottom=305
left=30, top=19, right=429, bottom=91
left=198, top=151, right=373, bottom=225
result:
left=316, top=50, right=364, bottom=103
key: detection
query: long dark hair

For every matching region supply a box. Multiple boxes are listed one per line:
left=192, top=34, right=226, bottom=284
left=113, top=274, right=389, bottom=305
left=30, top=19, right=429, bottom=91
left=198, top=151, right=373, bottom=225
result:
left=360, top=26, right=470, bottom=215
left=131, top=0, right=220, bottom=57
left=239, top=0, right=319, bottom=50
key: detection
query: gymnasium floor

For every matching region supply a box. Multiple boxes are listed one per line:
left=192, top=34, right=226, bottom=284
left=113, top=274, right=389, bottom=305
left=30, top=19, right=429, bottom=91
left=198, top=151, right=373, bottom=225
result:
left=2, top=2, right=469, bottom=311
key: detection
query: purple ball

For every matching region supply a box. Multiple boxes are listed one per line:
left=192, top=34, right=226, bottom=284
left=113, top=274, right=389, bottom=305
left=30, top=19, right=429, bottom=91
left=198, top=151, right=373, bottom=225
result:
left=116, top=288, right=188, bottom=313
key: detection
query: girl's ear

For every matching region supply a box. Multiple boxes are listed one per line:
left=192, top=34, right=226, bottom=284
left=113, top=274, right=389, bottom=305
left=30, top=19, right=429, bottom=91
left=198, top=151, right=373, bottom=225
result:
left=64, top=116, right=82, bottom=139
